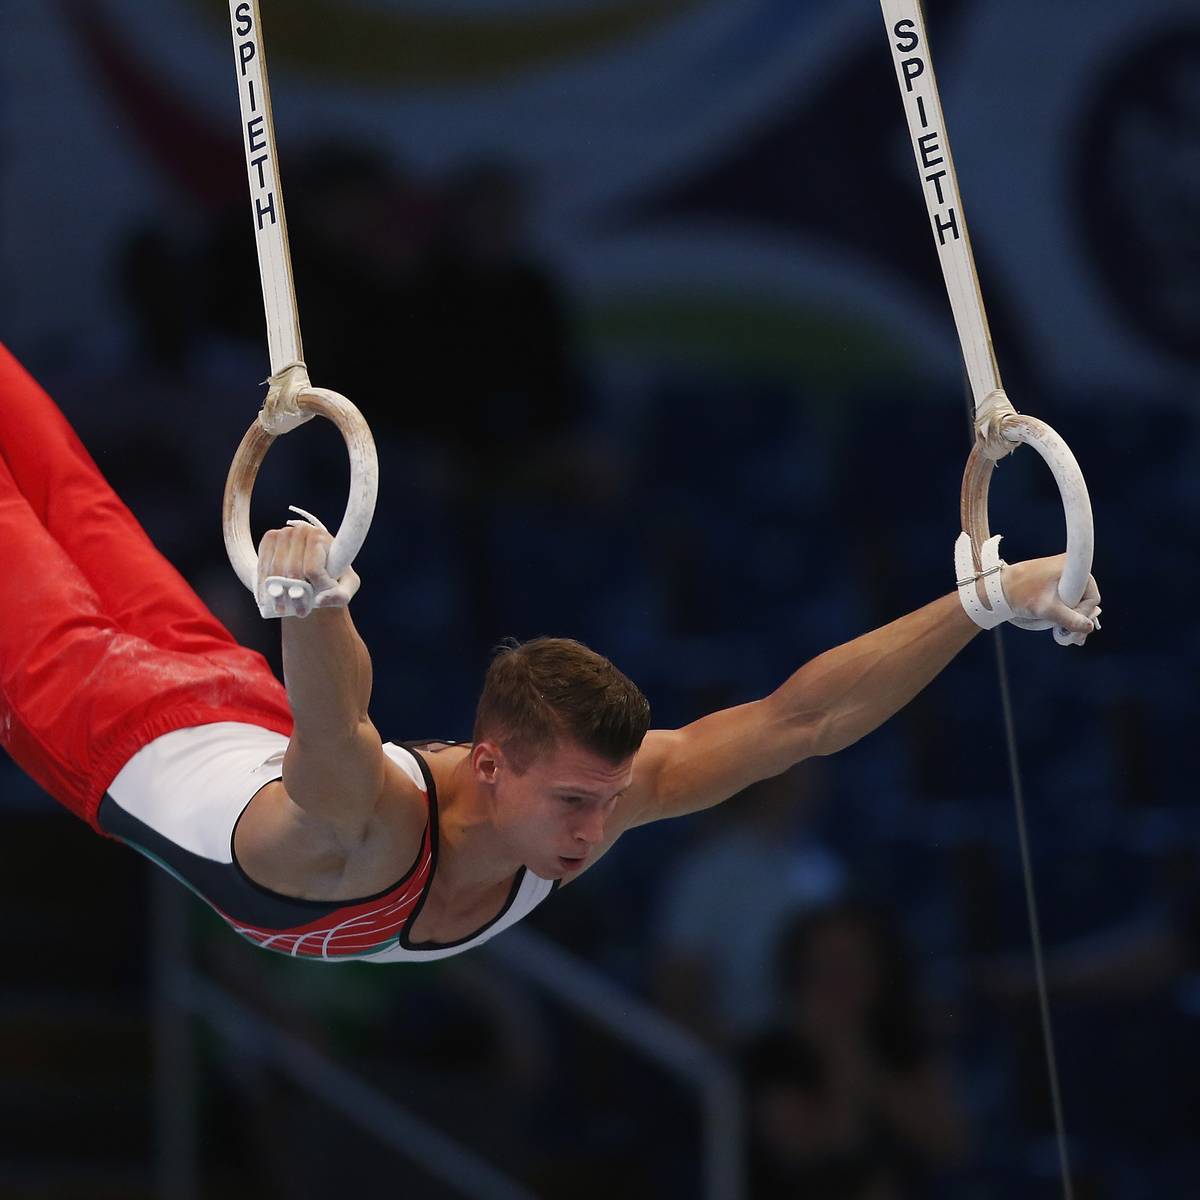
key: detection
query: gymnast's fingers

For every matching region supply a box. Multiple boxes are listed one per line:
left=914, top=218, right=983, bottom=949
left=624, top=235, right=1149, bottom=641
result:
left=256, top=528, right=279, bottom=589
left=302, top=524, right=337, bottom=588
left=278, top=523, right=307, bottom=582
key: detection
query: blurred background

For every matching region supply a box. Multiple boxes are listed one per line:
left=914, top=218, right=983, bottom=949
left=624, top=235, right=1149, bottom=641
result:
left=1, top=0, right=1197, bottom=1196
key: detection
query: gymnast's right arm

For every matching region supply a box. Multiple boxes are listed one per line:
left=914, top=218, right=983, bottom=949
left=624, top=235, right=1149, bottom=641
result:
left=261, top=524, right=386, bottom=844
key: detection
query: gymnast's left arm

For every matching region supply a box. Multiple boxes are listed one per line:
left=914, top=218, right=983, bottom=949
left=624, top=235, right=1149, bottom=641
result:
left=625, top=554, right=1099, bottom=826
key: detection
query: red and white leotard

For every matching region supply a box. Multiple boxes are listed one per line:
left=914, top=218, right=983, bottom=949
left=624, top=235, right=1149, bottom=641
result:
left=101, top=730, right=558, bottom=963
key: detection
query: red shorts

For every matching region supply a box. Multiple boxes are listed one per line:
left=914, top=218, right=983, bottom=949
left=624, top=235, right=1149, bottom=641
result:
left=0, top=343, right=292, bottom=833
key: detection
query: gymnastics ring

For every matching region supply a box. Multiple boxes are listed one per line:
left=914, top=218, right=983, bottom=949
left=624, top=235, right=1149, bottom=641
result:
left=960, top=414, right=1094, bottom=645
left=222, top=386, right=378, bottom=608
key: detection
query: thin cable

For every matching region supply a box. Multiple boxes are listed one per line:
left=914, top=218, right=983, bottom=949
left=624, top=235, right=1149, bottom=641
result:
left=961, top=381, right=1074, bottom=1199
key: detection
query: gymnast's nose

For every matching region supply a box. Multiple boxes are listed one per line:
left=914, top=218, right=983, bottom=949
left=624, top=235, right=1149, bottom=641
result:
left=572, top=807, right=606, bottom=848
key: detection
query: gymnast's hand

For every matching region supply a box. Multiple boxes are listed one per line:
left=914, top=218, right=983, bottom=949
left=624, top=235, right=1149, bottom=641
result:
left=256, top=507, right=361, bottom=618
left=1003, top=554, right=1101, bottom=642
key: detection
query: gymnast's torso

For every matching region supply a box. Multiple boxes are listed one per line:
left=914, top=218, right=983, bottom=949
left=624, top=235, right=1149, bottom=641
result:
left=98, top=729, right=558, bottom=962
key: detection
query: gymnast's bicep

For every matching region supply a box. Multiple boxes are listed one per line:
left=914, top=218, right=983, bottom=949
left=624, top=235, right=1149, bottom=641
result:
left=280, top=717, right=388, bottom=845
left=624, top=695, right=813, bottom=826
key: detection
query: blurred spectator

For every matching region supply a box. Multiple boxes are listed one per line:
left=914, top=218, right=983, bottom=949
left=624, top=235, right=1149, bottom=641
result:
left=200, top=141, right=430, bottom=403
left=289, top=145, right=433, bottom=407
left=976, top=855, right=1200, bottom=1175
left=651, top=762, right=845, bottom=1045
left=117, top=225, right=199, bottom=371
left=403, top=159, right=579, bottom=459
left=979, top=909, right=1188, bottom=1007
left=194, top=146, right=614, bottom=665
left=742, top=901, right=969, bottom=1199
left=399, top=158, right=616, bottom=663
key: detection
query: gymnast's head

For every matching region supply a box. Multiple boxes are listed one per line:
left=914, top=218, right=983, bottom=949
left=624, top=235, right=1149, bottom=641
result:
left=469, top=637, right=650, bottom=878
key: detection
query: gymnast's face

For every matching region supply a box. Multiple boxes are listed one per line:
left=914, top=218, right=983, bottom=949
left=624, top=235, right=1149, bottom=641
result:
left=485, top=739, right=634, bottom=880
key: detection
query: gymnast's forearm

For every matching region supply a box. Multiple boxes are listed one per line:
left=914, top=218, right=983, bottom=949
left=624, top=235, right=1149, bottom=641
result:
left=281, top=607, right=374, bottom=742
left=774, top=591, right=979, bottom=759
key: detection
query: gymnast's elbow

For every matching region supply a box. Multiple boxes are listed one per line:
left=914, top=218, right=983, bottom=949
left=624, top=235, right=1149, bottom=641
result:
left=288, top=704, right=372, bottom=747
left=768, top=691, right=847, bottom=762
left=755, top=689, right=827, bottom=769
left=287, top=709, right=381, bottom=753
left=805, top=708, right=870, bottom=760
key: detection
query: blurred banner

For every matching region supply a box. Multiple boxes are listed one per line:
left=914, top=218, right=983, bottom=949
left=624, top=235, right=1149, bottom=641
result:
left=4, top=0, right=1196, bottom=394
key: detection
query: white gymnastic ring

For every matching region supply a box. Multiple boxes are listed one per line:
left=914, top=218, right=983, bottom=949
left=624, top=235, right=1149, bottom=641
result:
left=222, top=387, right=378, bottom=596
left=960, top=414, right=1094, bottom=644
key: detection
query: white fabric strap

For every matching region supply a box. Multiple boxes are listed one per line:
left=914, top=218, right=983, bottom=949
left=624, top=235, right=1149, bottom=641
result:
left=229, top=0, right=302, bottom=376
left=223, top=7, right=379, bottom=621
left=881, top=2, right=1096, bottom=649
left=879, top=0, right=1001, bottom=410
left=954, top=532, right=1012, bottom=629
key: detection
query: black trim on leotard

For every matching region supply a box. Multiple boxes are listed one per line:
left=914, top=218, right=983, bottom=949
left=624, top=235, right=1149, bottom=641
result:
left=96, top=785, right=429, bottom=932
left=97, top=735, right=559, bottom=937
left=398, top=743, right=534, bottom=951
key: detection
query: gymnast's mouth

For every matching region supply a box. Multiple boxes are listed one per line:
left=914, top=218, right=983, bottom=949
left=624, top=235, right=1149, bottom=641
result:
left=558, top=856, right=586, bottom=871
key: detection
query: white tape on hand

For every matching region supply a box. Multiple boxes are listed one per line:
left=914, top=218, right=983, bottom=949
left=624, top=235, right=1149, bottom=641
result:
left=285, top=505, right=330, bottom=533
left=260, top=575, right=315, bottom=620
left=954, top=532, right=1011, bottom=629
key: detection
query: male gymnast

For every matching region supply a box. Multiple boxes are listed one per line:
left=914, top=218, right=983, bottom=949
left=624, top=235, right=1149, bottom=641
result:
left=0, top=343, right=1101, bottom=963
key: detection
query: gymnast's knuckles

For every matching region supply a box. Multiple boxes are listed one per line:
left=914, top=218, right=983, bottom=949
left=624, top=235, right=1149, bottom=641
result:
left=257, top=519, right=358, bottom=618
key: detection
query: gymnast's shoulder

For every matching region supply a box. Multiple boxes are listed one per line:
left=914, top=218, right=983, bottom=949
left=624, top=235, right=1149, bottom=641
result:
left=233, top=744, right=428, bottom=901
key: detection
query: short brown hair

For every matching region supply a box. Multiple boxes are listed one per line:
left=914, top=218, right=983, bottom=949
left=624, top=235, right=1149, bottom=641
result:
left=473, top=637, right=650, bottom=772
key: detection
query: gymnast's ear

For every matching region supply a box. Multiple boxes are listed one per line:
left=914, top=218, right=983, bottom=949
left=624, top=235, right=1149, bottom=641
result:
left=471, top=740, right=502, bottom=785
